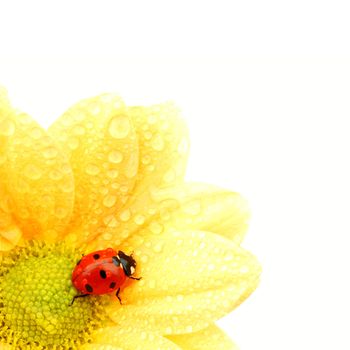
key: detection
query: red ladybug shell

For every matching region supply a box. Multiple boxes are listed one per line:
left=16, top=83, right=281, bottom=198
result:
left=72, top=248, right=127, bottom=295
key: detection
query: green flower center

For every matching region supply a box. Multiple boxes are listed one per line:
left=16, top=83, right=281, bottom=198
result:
left=0, top=241, right=107, bottom=349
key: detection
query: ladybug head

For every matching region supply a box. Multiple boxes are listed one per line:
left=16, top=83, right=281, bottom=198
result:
left=117, top=251, right=137, bottom=277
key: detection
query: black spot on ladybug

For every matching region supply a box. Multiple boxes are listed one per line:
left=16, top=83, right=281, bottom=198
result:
left=93, top=254, right=100, bottom=260
left=100, top=270, right=107, bottom=279
left=85, top=284, right=93, bottom=293
left=109, top=282, right=116, bottom=289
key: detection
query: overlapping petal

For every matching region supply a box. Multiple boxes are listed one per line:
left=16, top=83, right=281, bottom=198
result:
left=0, top=183, right=22, bottom=251
left=167, top=324, right=238, bottom=350
left=0, top=90, right=260, bottom=349
left=114, top=182, right=250, bottom=252
left=89, top=102, right=189, bottom=248
left=81, top=345, right=122, bottom=350
left=107, top=230, right=261, bottom=334
left=48, top=94, right=139, bottom=247
left=85, top=326, right=180, bottom=350
left=0, top=99, right=75, bottom=243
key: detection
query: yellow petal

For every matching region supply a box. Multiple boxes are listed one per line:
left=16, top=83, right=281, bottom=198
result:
left=107, top=230, right=261, bottom=334
left=48, top=94, right=138, bottom=246
left=121, top=182, right=249, bottom=250
left=90, top=102, right=189, bottom=249
left=0, top=343, right=12, bottom=350
left=85, top=326, right=180, bottom=350
left=0, top=104, right=74, bottom=242
left=0, top=183, right=22, bottom=252
left=167, top=324, right=238, bottom=350
left=81, top=345, right=122, bottom=350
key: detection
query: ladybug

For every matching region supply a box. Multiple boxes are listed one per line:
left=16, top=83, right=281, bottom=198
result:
left=71, top=248, right=141, bottom=305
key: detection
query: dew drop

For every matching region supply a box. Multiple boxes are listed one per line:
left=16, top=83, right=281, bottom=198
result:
left=43, top=147, right=58, bottom=159
left=0, top=153, right=7, bottom=165
left=119, top=209, right=131, bottom=222
left=55, top=207, right=68, bottom=219
left=0, top=119, right=15, bottom=136
left=140, top=255, right=149, bottom=263
left=148, top=115, right=157, bottom=124
left=151, top=134, right=164, bottom=151
left=103, top=195, right=117, bottom=208
left=149, top=222, right=163, bottom=235
left=86, top=164, right=100, bottom=175
left=68, top=137, right=79, bottom=150
left=72, top=125, right=86, bottom=135
left=240, top=266, right=250, bottom=274
left=141, top=155, right=151, bottom=165
left=107, top=169, right=119, bottom=179
left=103, top=233, right=113, bottom=241
left=24, top=164, right=43, bottom=180
left=108, top=150, right=123, bottom=164
left=153, top=242, right=163, bottom=253
left=163, top=169, right=176, bottom=184
left=49, top=169, right=63, bottom=181
left=30, top=127, right=42, bottom=140
left=134, top=214, right=146, bottom=225
left=109, top=115, right=131, bottom=139
left=148, top=279, right=156, bottom=289
left=144, top=131, right=153, bottom=140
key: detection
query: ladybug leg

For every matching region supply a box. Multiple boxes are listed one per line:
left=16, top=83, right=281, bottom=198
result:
left=70, top=294, right=89, bottom=306
left=129, top=276, right=142, bottom=280
left=116, top=288, right=122, bottom=305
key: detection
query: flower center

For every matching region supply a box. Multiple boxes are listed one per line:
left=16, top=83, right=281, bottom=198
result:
left=0, top=241, right=107, bottom=349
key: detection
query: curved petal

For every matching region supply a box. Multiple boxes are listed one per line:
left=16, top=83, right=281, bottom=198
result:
left=81, top=345, right=122, bottom=350
left=0, top=343, right=11, bottom=350
left=90, top=102, right=189, bottom=248
left=0, top=103, right=74, bottom=242
left=0, top=183, right=22, bottom=251
left=107, top=230, right=261, bottom=334
left=167, top=324, right=238, bottom=350
left=48, top=94, right=139, bottom=246
left=85, top=326, right=181, bottom=350
left=119, top=182, right=249, bottom=251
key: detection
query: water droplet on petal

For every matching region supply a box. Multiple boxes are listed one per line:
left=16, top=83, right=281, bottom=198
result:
left=148, top=279, right=156, bottom=289
left=119, top=209, right=131, bottom=222
left=68, top=137, right=79, bottom=150
left=153, top=242, right=163, bottom=253
left=151, top=134, right=164, bottom=151
left=109, top=115, right=131, bottom=139
left=55, top=207, right=69, bottom=219
left=108, top=150, right=123, bottom=164
left=24, top=164, right=43, bottom=180
left=49, top=169, right=63, bottom=180
left=72, top=125, right=86, bottom=135
left=43, top=147, right=59, bottom=159
left=134, top=214, right=146, bottom=225
left=149, top=222, right=163, bottom=235
left=30, top=127, right=42, bottom=140
left=103, top=195, right=117, bottom=208
left=86, top=164, right=100, bottom=175
left=107, top=169, right=119, bottom=179
left=163, top=169, right=176, bottom=183
left=0, top=119, right=15, bottom=136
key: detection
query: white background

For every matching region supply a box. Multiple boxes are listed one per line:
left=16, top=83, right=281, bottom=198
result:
left=1, top=1, right=350, bottom=349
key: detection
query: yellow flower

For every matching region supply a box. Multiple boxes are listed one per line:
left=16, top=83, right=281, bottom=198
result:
left=0, top=88, right=261, bottom=350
